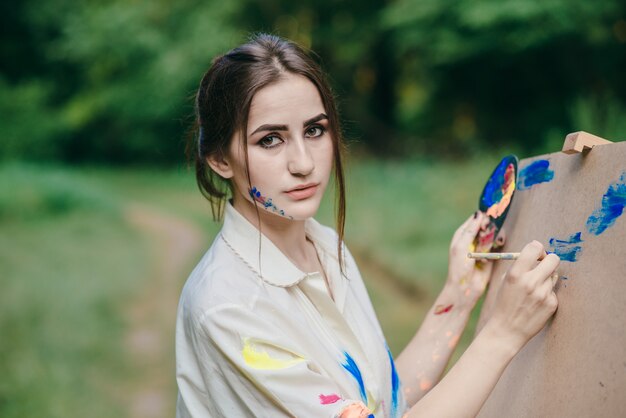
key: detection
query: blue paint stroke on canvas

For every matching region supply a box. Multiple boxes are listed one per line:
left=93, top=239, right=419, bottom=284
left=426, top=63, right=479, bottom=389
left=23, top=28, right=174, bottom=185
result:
left=342, top=352, right=368, bottom=404
left=517, top=159, right=554, bottom=190
left=548, top=232, right=583, bottom=262
left=387, top=347, right=400, bottom=418
left=586, top=172, right=626, bottom=236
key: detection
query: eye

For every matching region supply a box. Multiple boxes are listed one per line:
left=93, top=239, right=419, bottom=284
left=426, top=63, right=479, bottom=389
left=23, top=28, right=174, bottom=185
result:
left=258, top=135, right=284, bottom=149
left=304, top=125, right=326, bottom=138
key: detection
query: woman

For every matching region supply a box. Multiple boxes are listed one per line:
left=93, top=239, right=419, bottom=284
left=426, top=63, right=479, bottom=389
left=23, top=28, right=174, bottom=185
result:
left=176, top=33, right=559, bottom=418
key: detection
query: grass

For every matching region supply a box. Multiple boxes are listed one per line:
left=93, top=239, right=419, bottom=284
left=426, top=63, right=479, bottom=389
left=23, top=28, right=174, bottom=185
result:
left=0, top=155, right=503, bottom=415
left=0, top=163, right=147, bottom=417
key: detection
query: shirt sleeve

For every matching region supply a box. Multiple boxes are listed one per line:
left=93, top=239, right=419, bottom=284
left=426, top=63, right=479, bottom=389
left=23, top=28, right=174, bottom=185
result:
left=190, top=302, right=370, bottom=418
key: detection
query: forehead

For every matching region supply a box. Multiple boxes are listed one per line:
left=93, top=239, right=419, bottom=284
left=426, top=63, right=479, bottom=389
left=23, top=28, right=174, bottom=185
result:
left=247, top=74, right=325, bottom=129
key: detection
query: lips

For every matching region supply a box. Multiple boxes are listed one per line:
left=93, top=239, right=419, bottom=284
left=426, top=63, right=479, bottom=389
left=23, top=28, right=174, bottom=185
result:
left=285, top=183, right=319, bottom=200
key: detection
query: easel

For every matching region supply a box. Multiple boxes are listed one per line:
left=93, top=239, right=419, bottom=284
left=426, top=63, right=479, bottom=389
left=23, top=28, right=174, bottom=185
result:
left=477, top=131, right=625, bottom=418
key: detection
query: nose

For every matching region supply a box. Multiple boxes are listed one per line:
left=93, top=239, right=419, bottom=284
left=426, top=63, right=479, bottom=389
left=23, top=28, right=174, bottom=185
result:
left=287, top=139, right=314, bottom=176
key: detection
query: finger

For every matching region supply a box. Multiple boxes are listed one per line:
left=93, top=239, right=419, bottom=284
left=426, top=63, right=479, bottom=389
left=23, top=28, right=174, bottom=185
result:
left=474, top=257, right=495, bottom=286
left=453, top=213, right=484, bottom=248
left=508, top=241, right=546, bottom=281
left=551, top=272, right=559, bottom=287
left=532, top=253, right=560, bottom=284
left=537, top=278, right=559, bottom=314
left=494, top=228, right=506, bottom=248
left=453, top=211, right=480, bottom=241
left=480, top=214, right=491, bottom=230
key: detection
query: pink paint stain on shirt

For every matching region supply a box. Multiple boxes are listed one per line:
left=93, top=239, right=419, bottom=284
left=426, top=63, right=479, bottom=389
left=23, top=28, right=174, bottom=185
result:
left=319, top=393, right=342, bottom=405
left=434, top=304, right=454, bottom=315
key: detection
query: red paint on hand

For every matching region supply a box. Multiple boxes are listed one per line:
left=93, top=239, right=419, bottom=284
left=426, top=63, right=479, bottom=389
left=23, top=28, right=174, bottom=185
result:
left=319, top=393, right=342, bottom=405
left=434, top=304, right=454, bottom=315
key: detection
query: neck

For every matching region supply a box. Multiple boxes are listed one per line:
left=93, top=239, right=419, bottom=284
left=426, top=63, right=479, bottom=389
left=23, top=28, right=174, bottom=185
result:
left=231, top=196, right=315, bottom=271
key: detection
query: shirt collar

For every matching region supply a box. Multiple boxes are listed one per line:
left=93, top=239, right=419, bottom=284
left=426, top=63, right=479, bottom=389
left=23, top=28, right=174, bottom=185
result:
left=220, top=202, right=341, bottom=288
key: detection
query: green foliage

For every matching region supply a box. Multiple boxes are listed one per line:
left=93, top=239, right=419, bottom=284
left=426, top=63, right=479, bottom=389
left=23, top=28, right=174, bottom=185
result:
left=0, top=78, right=67, bottom=160
left=382, top=0, right=626, bottom=153
left=1, top=0, right=242, bottom=163
left=1, top=0, right=624, bottom=162
left=0, top=163, right=119, bottom=221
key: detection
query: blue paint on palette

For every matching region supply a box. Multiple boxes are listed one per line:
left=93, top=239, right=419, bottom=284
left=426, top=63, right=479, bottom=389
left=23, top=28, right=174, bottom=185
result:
left=481, top=158, right=509, bottom=207
left=517, top=159, right=554, bottom=190
left=548, top=232, right=583, bottom=262
left=387, top=347, right=399, bottom=418
left=342, top=352, right=368, bottom=404
left=586, top=172, right=626, bottom=236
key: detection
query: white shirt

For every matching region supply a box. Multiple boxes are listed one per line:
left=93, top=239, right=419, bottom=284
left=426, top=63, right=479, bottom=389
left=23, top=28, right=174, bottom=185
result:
left=175, top=203, right=406, bottom=417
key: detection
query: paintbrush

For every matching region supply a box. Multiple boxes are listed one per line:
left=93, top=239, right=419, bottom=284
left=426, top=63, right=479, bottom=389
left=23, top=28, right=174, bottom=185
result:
left=468, top=252, right=520, bottom=260
left=468, top=252, right=560, bottom=283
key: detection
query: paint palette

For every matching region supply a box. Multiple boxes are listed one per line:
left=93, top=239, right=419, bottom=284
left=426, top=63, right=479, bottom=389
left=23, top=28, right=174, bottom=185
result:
left=475, top=155, right=519, bottom=253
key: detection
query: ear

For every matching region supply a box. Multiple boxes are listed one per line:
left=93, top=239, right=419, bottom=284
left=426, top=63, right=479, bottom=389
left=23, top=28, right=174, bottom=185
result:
left=206, top=153, right=234, bottom=179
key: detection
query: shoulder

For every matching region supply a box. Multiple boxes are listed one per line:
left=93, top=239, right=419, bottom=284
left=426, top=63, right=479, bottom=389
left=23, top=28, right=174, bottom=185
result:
left=177, top=234, right=264, bottom=328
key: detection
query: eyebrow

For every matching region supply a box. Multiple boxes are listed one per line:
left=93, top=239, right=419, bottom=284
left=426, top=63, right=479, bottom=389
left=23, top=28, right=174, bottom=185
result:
left=250, top=113, right=328, bottom=136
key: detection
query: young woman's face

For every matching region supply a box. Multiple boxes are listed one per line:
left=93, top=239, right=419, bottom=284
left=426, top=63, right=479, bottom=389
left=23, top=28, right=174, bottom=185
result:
left=225, top=73, right=334, bottom=222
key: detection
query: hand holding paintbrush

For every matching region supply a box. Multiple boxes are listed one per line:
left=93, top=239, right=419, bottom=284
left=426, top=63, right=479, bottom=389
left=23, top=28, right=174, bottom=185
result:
left=468, top=251, right=560, bottom=285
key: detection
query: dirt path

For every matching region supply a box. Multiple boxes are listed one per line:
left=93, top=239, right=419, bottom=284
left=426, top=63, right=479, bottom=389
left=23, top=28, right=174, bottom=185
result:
left=350, top=245, right=432, bottom=355
left=123, top=204, right=205, bottom=418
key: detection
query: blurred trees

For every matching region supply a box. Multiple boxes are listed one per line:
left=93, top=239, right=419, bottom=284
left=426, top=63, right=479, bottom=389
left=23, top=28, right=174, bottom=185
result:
left=1, top=0, right=625, bottom=163
left=383, top=0, right=626, bottom=154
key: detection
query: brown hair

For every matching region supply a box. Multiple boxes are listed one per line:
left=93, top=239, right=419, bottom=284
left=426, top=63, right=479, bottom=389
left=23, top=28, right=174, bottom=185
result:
left=189, top=33, right=347, bottom=268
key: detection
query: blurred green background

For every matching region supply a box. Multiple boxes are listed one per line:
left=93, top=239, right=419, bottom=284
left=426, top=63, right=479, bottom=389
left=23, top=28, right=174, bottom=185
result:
left=1, top=0, right=625, bottom=416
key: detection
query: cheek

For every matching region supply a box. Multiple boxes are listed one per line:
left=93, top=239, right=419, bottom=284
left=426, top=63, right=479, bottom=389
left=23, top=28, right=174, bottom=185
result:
left=242, top=154, right=281, bottom=194
left=317, top=140, right=335, bottom=175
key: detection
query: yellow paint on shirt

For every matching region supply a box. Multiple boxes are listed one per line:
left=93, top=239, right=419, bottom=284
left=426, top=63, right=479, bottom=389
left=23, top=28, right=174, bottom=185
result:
left=366, top=390, right=377, bottom=414
left=241, top=338, right=305, bottom=370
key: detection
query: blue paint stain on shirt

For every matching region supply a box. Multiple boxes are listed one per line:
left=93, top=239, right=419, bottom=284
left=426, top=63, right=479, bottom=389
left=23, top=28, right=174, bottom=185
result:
left=548, top=232, right=583, bottom=262
left=586, top=172, right=626, bottom=236
left=517, top=159, right=554, bottom=190
left=481, top=158, right=509, bottom=207
left=387, top=347, right=399, bottom=418
left=342, top=352, right=368, bottom=404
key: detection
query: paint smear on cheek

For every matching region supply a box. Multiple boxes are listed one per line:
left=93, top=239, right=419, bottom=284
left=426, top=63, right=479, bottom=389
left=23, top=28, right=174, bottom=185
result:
left=548, top=232, right=583, bottom=262
left=319, top=393, right=342, bottom=405
left=434, top=304, right=454, bottom=315
left=517, top=159, right=555, bottom=190
left=248, top=186, right=292, bottom=219
left=586, top=172, right=626, bottom=235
